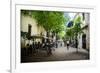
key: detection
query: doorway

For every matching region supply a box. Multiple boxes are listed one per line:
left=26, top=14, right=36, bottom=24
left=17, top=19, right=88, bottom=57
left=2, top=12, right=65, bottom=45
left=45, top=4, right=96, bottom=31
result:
left=82, top=34, right=86, bottom=49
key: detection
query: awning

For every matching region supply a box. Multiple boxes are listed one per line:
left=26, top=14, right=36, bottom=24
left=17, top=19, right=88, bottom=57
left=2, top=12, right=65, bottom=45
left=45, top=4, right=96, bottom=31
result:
left=30, top=35, right=43, bottom=39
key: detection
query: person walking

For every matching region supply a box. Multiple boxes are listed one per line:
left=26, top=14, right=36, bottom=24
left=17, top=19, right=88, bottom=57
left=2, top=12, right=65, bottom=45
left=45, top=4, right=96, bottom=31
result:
left=32, top=42, right=35, bottom=54
left=67, top=40, right=70, bottom=50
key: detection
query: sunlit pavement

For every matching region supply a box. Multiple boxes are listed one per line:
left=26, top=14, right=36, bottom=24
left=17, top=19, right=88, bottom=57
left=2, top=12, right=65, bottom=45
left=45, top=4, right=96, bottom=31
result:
left=21, top=46, right=89, bottom=63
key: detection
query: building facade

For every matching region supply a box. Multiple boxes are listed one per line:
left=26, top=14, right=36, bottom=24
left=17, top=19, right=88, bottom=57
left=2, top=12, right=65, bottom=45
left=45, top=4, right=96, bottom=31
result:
left=21, top=14, right=46, bottom=48
left=77, top=13, right=90, bottom=50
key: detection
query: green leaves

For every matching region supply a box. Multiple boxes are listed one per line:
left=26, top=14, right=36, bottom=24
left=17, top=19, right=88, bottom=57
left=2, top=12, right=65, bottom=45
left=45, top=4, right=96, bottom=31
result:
left=21, top=10, right=71, bottom=38
left=21, top=10, right=68, bottom=33
left=65, top=14, right=83, bottom=40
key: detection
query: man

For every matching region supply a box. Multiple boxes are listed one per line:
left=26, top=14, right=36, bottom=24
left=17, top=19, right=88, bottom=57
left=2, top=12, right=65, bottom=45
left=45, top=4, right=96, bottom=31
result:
left=67, top=40, right=70, bottom=50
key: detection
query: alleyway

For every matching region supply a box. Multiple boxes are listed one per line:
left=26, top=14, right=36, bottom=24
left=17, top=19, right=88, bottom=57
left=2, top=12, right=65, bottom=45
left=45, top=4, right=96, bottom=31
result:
left=21, top=46, right=89, bottom=63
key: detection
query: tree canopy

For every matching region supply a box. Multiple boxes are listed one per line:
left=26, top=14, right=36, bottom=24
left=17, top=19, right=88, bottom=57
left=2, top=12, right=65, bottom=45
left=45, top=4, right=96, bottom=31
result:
left=31, top=11, right=67, bottom=32
left=65, top=14, right=84, bottom=40
left=21, top=10, right=70, bottom=38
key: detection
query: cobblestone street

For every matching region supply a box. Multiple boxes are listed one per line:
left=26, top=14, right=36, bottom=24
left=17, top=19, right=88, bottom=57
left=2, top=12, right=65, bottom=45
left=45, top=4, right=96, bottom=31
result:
left=21, top=46, right=89, bottom=63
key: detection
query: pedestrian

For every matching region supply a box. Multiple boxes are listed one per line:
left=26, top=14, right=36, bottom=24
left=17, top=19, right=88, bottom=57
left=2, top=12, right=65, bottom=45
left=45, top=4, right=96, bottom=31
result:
left=32, top=42, right=35, bottom=54
left=37, top=42, right=41, bottom=52
left=47, top=41, right=52, bottom=56
left=67, top=40, right=70, bottom=50
left=29, top=44, right=32, bottom=56
left=35, top=42, right=38, bottom=53
left=34, top=42, right=37, bottom=54
left=26, top=44, right=30, bottom=56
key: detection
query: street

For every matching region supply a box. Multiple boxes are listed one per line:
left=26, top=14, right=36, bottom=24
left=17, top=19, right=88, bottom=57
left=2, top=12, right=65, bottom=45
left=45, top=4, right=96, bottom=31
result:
left=21, top=11, right=90, bottom=63
left=21, top=46, right=89, bottom=63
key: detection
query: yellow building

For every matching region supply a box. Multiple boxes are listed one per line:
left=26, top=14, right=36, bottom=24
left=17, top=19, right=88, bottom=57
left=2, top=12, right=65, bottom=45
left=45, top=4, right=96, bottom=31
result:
left=21, top=14, right=46, bottom=48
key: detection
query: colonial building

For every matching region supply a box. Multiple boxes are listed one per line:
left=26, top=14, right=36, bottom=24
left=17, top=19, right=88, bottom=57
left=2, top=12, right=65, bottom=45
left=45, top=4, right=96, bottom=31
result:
left=77, top=13, right=90, bottom=50
left=21, top=14, right=46, bottom=48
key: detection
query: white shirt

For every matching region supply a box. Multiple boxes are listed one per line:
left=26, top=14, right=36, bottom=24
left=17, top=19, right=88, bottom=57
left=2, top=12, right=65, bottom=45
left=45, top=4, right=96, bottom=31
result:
left=67, top=41, right=69, bottom=44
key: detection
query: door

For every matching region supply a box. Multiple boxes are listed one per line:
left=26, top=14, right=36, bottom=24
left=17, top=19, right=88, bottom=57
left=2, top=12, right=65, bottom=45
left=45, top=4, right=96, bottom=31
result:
left=82, top=34, right=86, bottom=49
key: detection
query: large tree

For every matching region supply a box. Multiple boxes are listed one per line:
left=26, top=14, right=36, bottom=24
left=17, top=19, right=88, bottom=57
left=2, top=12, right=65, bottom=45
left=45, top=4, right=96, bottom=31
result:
left=21, top=10, right=69, bottom=39
left=32, top=11, right=67, bottom=32
left=32, top=11, right=67, bottom=39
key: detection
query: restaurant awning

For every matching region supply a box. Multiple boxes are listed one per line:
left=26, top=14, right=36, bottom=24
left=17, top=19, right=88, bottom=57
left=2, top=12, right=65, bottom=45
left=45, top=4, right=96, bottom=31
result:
left=30, top=35, right=44, bottom=39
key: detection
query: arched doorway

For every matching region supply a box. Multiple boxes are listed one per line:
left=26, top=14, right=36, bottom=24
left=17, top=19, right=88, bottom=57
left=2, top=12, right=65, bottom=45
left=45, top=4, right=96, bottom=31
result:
left=82, top=34, right=86, bottom=49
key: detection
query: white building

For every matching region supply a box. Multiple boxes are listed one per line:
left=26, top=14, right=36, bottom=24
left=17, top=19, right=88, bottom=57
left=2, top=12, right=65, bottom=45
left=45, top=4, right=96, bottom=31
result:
left=77, top=13, right=90, bottom=50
